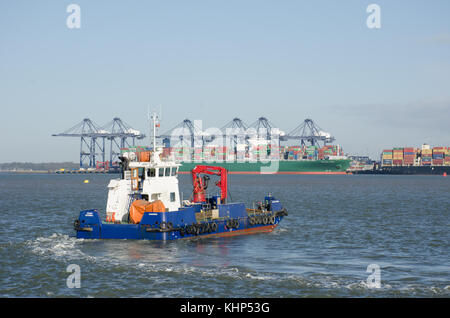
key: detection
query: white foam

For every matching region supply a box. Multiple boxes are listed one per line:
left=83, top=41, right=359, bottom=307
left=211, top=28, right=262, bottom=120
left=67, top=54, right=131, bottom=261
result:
left=244, top=273, right=274, bottom=281
left=345, top=280, right=392, bottom=290
left=27, top=233, right=95, bottom=262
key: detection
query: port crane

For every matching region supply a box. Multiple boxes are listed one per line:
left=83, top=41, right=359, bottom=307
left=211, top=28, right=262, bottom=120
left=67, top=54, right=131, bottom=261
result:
left=52, top=118, right=106, bottom=168
left=100, top=117, right=146, bottom=166
left=220, top=117, right=249, bottom=151
left=285, top=119, right=335, bottom=147
left=52, top=118, right=145, bottom=168
left=158, top=119, right=204, bottom=149
left=54, top=116, right=338, bottom=168
left=248, top=117, right=284, bottom=142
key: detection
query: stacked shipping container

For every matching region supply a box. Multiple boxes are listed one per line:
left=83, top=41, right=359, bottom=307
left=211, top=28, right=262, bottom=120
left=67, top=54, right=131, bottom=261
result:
left=381, top=150, right=393, bottom=166
left=421, top=147, right=432, bottom=166
left=121, top=144, right=344, bottom=162
left=318, top=145, right=342, bottom=159
left=445, top=148, right=450, bottom=166
left=286, top=146, right=304, bottom=160
left=403, top=148, right=415, bottom=166
left=432, top=147, right=445, bottom=166
left=284, top=145, right=343, bottom=160
left=380, top=145, right=450, bottom=167
left=393, top=148, right=404, bottom=166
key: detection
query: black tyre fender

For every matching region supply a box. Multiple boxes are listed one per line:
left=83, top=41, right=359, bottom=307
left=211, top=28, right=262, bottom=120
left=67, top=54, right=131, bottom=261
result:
left=270, top=215, right=276, bottom=224
left=160, top=221, right=168, bottom=230
left=160, top=221, right=173, bottom=231
left=257, top=215, right=263, bottom=224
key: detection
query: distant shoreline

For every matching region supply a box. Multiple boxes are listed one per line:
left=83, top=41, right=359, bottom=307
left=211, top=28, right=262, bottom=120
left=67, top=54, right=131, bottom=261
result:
left=0, top=162, right=79, bottom=172
left=0, top=170, right=52, bottom=174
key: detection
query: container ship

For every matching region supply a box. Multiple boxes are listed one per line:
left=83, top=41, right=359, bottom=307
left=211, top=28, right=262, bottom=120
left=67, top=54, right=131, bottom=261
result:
left=121, top=144, right=351, bottom=175
left=355, top=144, right=450, bottom=175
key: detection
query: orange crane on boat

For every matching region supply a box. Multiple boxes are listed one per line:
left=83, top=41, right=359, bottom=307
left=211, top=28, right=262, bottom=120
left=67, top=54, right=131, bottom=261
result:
left=191, top=165, right=228, bottom=203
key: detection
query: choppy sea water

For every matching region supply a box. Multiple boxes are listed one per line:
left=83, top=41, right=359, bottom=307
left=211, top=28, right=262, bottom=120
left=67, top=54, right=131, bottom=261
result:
left=0, top=173, right=449, bottom=297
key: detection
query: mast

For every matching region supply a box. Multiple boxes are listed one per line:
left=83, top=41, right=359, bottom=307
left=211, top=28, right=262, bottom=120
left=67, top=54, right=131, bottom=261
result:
left=148, top=108, right=160, bottom=150
left=153, top=112, right=156, bottom=150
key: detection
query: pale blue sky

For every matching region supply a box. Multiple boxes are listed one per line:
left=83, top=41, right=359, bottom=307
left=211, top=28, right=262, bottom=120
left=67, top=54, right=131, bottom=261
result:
left=1, top=0, right=449, bottom=162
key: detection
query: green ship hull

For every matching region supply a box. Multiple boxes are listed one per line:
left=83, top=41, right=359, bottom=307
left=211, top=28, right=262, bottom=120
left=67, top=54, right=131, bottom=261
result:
left=178, top=159, right=351, bottom=174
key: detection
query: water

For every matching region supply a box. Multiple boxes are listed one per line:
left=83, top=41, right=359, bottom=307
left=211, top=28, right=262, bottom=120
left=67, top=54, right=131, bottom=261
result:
left=0, top=173, right=449, bottom=297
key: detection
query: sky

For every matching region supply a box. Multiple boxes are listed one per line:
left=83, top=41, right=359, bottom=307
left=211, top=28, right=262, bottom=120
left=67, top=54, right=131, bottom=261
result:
left=1, top=0, right=449, bottom=162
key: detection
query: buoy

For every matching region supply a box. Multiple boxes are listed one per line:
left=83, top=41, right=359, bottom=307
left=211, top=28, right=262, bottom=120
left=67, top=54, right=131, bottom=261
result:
left=84, top=179, right=90, bottom=184
left=443, top=172, right=447, bottom=177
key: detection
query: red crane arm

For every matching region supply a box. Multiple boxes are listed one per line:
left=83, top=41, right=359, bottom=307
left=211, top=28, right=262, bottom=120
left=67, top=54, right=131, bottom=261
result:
left=191, top=165, right=228, bottom=203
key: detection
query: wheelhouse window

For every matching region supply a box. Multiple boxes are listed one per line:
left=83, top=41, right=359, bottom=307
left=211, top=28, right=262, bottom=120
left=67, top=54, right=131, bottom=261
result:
left=171, top=167, right=177, bottom=176
left=147, top=168, right=156, bottom=177
left=165, top=167, right=170, bottom=177
left=158, top=168, right=164, bottom=177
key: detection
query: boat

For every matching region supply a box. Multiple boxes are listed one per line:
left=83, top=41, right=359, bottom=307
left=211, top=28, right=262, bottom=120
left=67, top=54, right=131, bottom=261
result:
left=177, top=159, right=351, bottom=175
left=73, top=114, right=288, bottom=240
left=122, top=141, right=351, bottom=175
left=353, top=165, right=450, bottom=175
left=353, top=145, right=450, bottom=175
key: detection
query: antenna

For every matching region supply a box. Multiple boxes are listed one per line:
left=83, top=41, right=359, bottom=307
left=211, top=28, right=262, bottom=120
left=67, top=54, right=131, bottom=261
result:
left=147, top=105, right=153, bottom=146
left=153, top=112, right=156, bottom=150
left=148, top=108, right=161, bottom=150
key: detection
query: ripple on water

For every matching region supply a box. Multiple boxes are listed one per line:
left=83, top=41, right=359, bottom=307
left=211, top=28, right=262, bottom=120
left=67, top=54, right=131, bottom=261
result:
left=1, top=174, right=449, bottom=297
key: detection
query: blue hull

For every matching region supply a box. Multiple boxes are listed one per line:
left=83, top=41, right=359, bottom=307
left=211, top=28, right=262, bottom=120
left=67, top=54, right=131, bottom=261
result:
left=74, top=200, right=287, bottom=241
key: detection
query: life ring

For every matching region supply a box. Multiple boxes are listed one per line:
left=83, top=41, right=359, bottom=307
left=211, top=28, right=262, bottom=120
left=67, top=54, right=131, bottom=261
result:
left=211, top=222, right=218, bottom=232
left=179, top=227, right=186, bottom=236
left=233, top=219, right=239, bottom=229
left=262, top=216, right=268, bottom=225
left=249, top=217, right=255, bottom=226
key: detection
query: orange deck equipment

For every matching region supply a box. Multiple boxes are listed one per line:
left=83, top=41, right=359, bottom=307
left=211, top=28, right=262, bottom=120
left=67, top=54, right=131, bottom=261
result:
left=129, top=199, right=166, bottom=224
